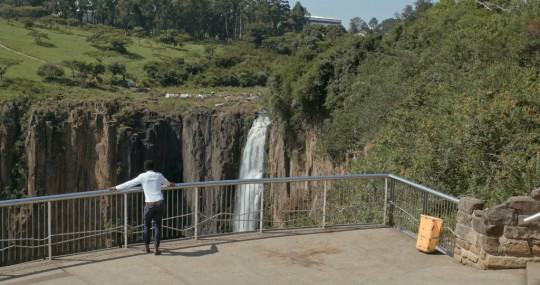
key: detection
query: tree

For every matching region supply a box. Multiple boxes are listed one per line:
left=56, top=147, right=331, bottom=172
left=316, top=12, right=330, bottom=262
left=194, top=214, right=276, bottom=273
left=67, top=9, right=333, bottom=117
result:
left=83, top=50, right=117, bottom=63
left=62, top=59, right=78, bottom=79
left=27, top=30, right=49, bottom=45
left=37, top=63, right=65, bottom=79
left=349, top=17, right=368, bottom=34
left=132, top=27, right=146, bottom=43
left=14, top=6, right=46, bottom=18
left=87, top=32, right=133, bottom=53
left=157, top=29, right=189, bottom=48
left=400, top=5, right=415, bottom=22
left=414, top=0, right=433, bottom=15
left=0, top=58, right=21, bottom=80
left=107, top=61, right=126, bottom=80
left=368, top=17, right=378, bottom=30
left=289, top=2, right=308, bottom=33
left=376, top=18, right=399, bottom=34
left=0, top=4, right=15, bottom=24
left=244, top=22, right=268, bottom=46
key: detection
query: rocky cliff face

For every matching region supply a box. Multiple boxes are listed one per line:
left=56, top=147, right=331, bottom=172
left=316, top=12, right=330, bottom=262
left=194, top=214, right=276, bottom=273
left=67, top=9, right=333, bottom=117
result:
left=266, top=122, right=345, bottom=227
left=0, top=102, right=20, bottom=193
left=0, top=103, right=250, bottom=196
left=1, top=101, right=340, bottom=198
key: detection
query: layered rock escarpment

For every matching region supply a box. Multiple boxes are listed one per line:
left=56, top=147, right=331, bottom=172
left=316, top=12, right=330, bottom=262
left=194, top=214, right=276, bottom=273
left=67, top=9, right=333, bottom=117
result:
left=454, top=190, right=540, bottom=269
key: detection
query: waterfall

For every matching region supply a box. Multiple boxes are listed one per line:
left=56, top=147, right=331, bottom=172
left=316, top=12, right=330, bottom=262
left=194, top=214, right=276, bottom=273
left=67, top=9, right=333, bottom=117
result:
left=233, top=114, right=271, bottom=232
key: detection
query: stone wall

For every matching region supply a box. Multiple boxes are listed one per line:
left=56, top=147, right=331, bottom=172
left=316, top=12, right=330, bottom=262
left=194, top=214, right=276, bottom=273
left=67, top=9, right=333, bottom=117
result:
left=454, top=189, right=540, bottom=269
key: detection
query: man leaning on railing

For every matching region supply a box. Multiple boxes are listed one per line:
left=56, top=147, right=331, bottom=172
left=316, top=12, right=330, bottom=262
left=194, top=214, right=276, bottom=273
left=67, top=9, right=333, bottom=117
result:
left=107, top=160, right=175, bottom=256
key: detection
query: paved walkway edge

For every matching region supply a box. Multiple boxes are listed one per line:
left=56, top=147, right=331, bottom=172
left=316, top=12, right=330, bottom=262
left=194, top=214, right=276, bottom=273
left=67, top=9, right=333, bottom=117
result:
left=528, top=262, right=540, bottom=285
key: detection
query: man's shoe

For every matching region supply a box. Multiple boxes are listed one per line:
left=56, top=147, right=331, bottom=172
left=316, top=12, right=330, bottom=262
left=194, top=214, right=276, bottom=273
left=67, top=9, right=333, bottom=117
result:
left=141, top=246, right=151, bottom=253
left=154, top=249, right=162, bottom=255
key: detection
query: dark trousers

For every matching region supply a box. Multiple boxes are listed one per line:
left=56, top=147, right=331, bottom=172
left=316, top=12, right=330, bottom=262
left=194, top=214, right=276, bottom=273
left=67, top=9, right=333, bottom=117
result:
left=143, top=200, right=165, bottom=248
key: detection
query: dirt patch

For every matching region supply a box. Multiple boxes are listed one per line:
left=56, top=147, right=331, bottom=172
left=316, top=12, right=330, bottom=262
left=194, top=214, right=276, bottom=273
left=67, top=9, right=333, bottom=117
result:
left=258, top=246, right=344, bottom=268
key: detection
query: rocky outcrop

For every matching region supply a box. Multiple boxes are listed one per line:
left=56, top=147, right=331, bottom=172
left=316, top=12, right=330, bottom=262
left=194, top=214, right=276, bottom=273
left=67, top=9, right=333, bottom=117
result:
left=0, top=102, right=20, bottom=193
left=454, top=191, right=540, bottom=269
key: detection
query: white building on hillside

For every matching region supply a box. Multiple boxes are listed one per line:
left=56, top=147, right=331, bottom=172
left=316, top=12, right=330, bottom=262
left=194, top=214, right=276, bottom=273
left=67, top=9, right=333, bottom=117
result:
left=306, top=16, right=342, bottom=26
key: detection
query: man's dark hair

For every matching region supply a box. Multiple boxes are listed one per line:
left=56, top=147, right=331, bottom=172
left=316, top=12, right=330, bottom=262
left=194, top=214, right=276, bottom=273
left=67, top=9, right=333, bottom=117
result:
left=144, top=160, right=154, bottom=171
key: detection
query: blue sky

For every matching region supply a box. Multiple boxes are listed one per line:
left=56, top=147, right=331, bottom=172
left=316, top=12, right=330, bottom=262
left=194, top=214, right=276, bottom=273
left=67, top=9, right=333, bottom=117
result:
left=296, top=0, right=433, bottom=26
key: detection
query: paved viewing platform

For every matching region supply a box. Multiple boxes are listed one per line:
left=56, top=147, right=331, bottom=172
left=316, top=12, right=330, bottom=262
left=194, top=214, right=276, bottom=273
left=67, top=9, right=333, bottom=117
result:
left=0, top=226, right=525, bottom=285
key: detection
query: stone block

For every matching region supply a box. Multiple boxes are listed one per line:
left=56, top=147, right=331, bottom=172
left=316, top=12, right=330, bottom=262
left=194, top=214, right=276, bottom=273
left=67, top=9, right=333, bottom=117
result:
left=518, top=215, right=540, bottom=227
left=473, top=209, right=485, bottom=217
left=478, top=234, right=500, bottom=253
left=472, top=215, right=504, bottom=237
left=484, top=253, right=530, bottom=269
left=533, top=245, right=540, bottom=254
left=462, top=249, right=479, bottom=263
left=504, top=226, right=540, bottom=240
left=454, top=246, right=462, bottom=255
left=456, top=210, right=472, bottom=226
left=480, top=249, right=487, bottom=259
left=453, top=252, right=462, bottom=263
left=456, top=223, right=480, bottom=244
left=470, top=244, right=480, bottom=255
left=485, top=205, right=515, bottom=226
left=455, top=238, right=470, bottom=250
left=476, top=258, right=487, bottom=270
left=506, top=196, right=540, bottom=215
left=532, top=187, right=540, bottom=200
left=499, top=237, right=530, bottom=255
left=458, top=197, right=485, bottom=214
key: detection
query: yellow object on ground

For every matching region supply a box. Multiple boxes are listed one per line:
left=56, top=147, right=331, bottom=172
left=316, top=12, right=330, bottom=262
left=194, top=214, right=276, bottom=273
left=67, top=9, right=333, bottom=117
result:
left=416, top=214, right=444, bottom=253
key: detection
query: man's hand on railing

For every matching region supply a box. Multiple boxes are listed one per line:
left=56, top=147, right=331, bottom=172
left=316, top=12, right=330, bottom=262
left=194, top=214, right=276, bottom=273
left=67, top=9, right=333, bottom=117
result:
left=107, top=187, right=117, bottom=192
left=169, top=182, right=175, bottom=187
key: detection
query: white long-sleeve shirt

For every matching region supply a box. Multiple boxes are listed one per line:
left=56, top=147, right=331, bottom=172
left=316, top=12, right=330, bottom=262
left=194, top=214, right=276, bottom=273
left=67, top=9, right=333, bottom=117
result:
left=115, top=171, right=170, bottom=202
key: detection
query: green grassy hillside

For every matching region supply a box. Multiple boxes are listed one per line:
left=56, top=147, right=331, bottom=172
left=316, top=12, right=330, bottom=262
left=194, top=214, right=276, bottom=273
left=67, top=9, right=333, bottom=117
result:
left=0, top=20, right=203, bottom=80
left=0, top=20, right=270, bottom=114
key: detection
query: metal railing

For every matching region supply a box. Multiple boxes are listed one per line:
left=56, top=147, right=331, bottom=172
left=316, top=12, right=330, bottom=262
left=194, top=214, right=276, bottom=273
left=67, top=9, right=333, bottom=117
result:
left=0, top=174, right=459, bottom=266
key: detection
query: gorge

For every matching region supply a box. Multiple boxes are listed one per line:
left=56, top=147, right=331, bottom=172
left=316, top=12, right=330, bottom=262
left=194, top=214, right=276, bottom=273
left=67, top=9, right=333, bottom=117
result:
left=0, top=100, right=342, bottom=241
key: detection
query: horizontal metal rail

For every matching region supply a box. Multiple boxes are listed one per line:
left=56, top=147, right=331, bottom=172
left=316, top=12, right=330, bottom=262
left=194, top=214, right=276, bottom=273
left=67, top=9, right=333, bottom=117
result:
left=524, top=212, right=540, bottom=223
left=0, top=174, right=459, bottom=266
left=0, top=174, right=455, bottom=207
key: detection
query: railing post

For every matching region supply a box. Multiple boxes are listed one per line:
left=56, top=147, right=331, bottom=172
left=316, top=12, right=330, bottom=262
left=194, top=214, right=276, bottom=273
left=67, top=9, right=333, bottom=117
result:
left=383, top=178, right=388, bottom=226
left=422, top=192, right=429, bottom=215
left=388, top=179, right=395, bottom=227
left=124, top=193, right=128, bottom=248
left=194, top=187, right=198, bottom=240
left=259, top=184, right=264, bottom=234
left=47, top=201, right=52, bottom=260
left=322, top=180, right=327, bottom=229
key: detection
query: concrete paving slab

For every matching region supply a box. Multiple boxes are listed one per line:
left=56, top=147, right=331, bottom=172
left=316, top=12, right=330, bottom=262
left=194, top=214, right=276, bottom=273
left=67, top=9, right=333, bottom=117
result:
left=528, top=262, right=540, bottom=285
left=0, top=226, right=525, bottom=285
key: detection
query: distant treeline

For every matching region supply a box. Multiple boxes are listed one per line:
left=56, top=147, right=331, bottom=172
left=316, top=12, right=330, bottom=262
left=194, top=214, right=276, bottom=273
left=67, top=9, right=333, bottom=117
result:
left=0, top=0, right=310, bottom=40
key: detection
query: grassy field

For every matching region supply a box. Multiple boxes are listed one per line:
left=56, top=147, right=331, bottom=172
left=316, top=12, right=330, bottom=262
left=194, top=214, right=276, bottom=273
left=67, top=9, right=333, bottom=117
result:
left=0, top=20, right=206, bottom=81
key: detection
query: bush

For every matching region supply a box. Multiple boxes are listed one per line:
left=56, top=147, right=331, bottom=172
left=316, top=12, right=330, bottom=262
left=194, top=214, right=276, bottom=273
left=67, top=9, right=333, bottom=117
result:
left=37, top=64, right=65, bottom=79
left=143, top=60, right=187, bottom=86
left=23, top=19, right=33, bottom=28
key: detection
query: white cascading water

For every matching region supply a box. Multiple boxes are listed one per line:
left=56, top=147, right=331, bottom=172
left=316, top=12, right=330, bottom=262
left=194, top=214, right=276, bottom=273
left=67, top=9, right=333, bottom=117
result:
left=233, top=114, right=271, bottom=232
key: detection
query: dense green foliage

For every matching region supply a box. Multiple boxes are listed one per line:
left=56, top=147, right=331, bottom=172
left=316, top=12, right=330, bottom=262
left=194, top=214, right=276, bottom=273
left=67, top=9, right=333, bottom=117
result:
left=269, top=0, right=540, bottom=205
